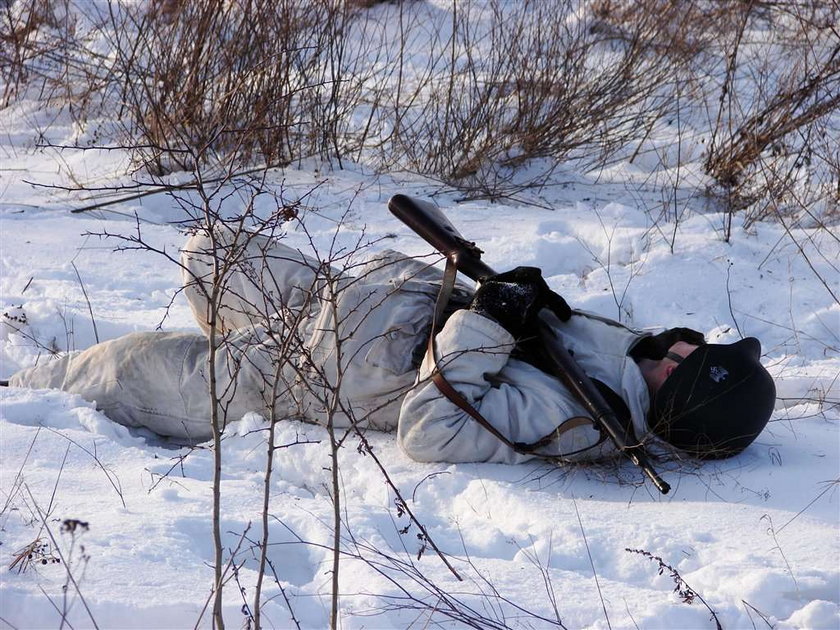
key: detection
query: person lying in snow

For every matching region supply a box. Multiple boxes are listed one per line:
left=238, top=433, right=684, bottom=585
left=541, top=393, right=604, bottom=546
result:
left=9, top=227, right=776, bottom=464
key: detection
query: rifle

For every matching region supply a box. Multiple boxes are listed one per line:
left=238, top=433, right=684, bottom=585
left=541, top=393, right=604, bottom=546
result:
left=388, top=194, right=670, bottom=495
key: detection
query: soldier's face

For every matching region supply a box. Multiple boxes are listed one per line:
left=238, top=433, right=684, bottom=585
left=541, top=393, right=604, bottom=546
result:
left=649, top=342, right=699, bottom=394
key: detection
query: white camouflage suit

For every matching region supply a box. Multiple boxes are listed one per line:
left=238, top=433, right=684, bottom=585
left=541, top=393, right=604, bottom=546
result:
left=10, top=229, right=655, bottom=464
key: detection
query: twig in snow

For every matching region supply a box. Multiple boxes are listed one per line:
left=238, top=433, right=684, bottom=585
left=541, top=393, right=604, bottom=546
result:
left=777, top=478, right=840, bottom=533
left=23, top=485, right=98, bottom=630
left=350, top=427, right=463, bottom=582
left=625, top=547, right=722, bottom=629
left=262, top=555, right=302, bottom=630
left=194, top=523, right=253, bottom=630
left=1, top=316, right=60, bottom=357
left=9, top=538, right=61, bottom=573
left=725, top=260, right=744, bottom=338
left=0, top=427, right=41, bottom=522
left=761, top=514, right=801, bottom=601
left=741, top=599, right=776, bottom=628
left=574, top=498, right=611, bottom=630
left=514, top=535, right=566, bottom=628
left=71, top=262, right=99, bottom=344
left=42, top=427, right=126, bottom=508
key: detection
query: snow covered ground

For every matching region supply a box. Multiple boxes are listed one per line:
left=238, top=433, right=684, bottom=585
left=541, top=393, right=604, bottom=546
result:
left=2, top=144, right=838, bottom=629
left=1, top=3, right=839, bottom=629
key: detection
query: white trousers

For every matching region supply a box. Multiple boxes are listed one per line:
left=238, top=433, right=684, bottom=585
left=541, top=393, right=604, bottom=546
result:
left=11, top=230, right=441, bottom=441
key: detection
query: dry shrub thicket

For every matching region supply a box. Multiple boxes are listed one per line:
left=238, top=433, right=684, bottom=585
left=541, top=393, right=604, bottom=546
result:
left=594, top=0, right=839, bottom=226
left=2, top=0, right=837, bottom=219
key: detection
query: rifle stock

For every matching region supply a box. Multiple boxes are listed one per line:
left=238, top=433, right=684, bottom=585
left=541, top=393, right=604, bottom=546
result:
left=388, top=194, right=670, bottom=495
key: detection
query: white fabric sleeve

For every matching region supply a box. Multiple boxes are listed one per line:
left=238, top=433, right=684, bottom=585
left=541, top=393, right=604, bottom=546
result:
left=397, top=309, right=595, bottom=465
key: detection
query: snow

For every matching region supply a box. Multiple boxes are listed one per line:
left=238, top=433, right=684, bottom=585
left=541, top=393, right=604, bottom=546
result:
left=3, top=167, right=838, bottom=630
left=1, top=3, right=839, bottom=629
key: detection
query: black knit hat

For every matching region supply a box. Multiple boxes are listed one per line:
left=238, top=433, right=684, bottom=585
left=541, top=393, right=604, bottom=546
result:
left=651, top=337, right=776, bottom=459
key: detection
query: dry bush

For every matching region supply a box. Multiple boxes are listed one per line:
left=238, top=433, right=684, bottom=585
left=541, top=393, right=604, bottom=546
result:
left=698, top=0, right=840, bottom=216
left=4, top=0, right=836, bottom=213
left=104, top=0, right=325, bottom=173
left=737, top=112, right=840, bottom=229
left=0, top=0, right=56, bottom=105
left=714, top=3, right=838, bottom=236
left=0, top=0, right=385, bottom=174
left=0, top=0, right=92, bottom=107
left=2, top=0, right=692, bottom=195
left=588, top=0, right=839, bottom=233
left=382, top=0, right=693, bottom=197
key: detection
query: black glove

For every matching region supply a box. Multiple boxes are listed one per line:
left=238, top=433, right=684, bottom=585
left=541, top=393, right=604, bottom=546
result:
left=629, top=327, right=707, bottom=361
left=469, top=266, right=571, bottom=338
